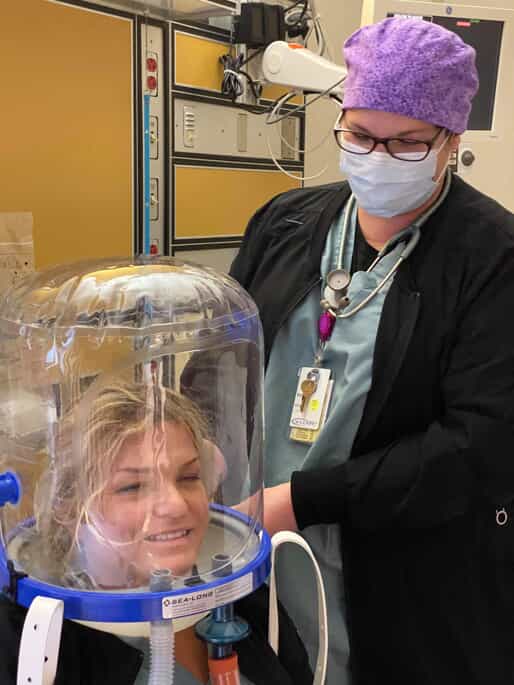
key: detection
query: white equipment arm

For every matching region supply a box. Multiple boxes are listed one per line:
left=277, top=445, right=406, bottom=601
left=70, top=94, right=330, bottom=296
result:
left=261, top=41, right=346, bottom=98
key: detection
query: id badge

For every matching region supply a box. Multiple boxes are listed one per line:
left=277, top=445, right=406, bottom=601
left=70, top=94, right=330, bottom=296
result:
left=289, top=367, right=333, bottom=444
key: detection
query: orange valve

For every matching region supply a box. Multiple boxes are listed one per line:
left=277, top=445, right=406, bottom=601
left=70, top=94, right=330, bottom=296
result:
left=208, top=654, right=241, bottom=685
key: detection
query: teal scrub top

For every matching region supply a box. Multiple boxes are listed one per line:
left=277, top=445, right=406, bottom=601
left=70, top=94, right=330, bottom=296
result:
left=264, top=199, right=405, bottom=685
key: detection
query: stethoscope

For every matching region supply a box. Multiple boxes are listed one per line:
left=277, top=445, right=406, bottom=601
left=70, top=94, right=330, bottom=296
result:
left=321, top=171, right=451, bottom=319
left=321, top=195, right=420, bottom=317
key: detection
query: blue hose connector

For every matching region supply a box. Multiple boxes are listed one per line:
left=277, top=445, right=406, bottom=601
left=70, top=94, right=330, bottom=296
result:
left=0, top=472, right=21, bottom=507
left=195, top=553, right=251, bottom=659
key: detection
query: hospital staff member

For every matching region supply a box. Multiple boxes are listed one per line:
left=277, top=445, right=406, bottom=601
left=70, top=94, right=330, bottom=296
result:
left=230, top=17, right=514, bottom=685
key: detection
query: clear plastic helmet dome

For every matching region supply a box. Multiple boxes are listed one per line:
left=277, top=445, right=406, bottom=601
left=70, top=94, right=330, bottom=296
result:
left=0, top=257, right=268, bottom=622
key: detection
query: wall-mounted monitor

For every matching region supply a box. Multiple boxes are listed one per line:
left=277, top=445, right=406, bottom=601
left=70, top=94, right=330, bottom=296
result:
left=386, top=14, right=504, bottom=131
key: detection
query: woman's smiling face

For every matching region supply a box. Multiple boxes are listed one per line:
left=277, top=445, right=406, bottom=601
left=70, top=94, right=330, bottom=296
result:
left=91, top=421, right=210, bottom=584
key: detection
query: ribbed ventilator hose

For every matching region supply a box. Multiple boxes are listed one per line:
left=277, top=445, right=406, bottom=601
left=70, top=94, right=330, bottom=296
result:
left=148, top=619, right=175, bottom=685
left=148, top=569, right=175, bottom=685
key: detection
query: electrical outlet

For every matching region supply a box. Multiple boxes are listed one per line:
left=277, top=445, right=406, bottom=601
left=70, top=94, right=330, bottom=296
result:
left=149, top=116, right=159, bottom=159
left=150, top=178, right=159, bottom=221
left=146, top=50, right=158, bottom=96
left=183, top=106, right=196, bottom=148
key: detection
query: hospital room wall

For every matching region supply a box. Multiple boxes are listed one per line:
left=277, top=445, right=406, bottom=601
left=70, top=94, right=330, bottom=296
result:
left=0, top=1, right=302, bottom=278
left=304, top=0, right=363, bottom=186
left=0, top=0, right=135, bottom=270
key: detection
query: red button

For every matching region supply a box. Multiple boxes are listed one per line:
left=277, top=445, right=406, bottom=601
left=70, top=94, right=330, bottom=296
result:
left=150, top=243, right=159, bottom=255
left=147, top=75, right=157, bottom=91
left=146, top=57, right=158, bottom=72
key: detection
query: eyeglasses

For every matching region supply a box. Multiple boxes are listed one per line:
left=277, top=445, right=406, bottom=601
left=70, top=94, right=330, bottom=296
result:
left=333, top=112, right=445, bottom=162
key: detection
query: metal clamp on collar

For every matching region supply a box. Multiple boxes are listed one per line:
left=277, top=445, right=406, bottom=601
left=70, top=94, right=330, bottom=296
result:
left=2, top=560, right=28, bottom=602
left=17, top=596, right=64, bottom=685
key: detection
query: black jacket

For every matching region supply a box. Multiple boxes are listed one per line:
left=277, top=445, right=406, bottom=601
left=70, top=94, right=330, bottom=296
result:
left=230, top=175, right=514, bottom=685
left=0, top=585, right=312, bottom=684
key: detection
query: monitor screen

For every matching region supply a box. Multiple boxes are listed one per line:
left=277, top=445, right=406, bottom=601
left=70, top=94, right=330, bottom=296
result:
left=387, top=14, right=504, bottom=131
left=432, top=17, right=504, bottom=131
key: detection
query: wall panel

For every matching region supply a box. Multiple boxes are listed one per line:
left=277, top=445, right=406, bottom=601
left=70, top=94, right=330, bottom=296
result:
left=0, top=0, right=134, bottom=269
left=175, top=166, right=300, bottom=239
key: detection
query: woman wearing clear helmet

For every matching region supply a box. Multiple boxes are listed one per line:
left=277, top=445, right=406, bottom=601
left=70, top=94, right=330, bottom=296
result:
left=231, top=16, right=514, bottom=685
left=0, top=382, right=312, bottom=685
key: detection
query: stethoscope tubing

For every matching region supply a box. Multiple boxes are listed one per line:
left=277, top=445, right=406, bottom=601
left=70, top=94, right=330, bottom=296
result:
left=330, top=251, right=410, bottom=319
left=326, top=170, right=450, bottom=319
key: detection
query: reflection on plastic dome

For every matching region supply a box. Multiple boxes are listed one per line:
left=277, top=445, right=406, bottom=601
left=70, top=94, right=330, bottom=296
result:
left=22, top=379, right=228, bottom=590
left=0, top=257, right=265, bottom=600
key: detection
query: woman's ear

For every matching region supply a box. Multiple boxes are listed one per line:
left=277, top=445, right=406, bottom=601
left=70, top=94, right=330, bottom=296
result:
left=201, top=439, right=227, bottom=496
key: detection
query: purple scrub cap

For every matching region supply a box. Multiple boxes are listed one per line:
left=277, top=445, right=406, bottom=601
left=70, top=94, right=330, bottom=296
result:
left=342, top=17, right=479, bottom=134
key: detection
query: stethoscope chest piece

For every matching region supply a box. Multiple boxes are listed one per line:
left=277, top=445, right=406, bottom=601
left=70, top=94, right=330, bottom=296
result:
left=322, top=268, right=351, bottom=311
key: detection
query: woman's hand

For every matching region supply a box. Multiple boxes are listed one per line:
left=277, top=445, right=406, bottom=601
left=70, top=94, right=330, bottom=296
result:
left=262, top=482, right=298, bottom=536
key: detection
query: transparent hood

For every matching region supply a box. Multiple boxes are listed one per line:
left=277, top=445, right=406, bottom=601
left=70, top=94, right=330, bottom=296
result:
left=0, top=257, right=264, bottom=595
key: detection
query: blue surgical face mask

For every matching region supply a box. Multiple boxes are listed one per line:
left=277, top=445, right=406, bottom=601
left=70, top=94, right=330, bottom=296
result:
left=339, top=139, right=449, bottom=218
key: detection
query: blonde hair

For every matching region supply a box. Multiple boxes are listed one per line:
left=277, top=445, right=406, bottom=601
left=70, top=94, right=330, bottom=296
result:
left=32, top=382, right=212, bottom=579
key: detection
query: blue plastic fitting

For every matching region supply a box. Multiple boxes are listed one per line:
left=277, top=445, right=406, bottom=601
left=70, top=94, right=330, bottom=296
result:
left=195, top=553, right=251, bottom=658
left=0, top=472, right=21, bottom=507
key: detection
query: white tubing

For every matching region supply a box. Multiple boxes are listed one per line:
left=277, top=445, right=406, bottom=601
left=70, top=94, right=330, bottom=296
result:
left=148, top=619, right=175, bottom=685
left=268, top=531, right=328, bottom=685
